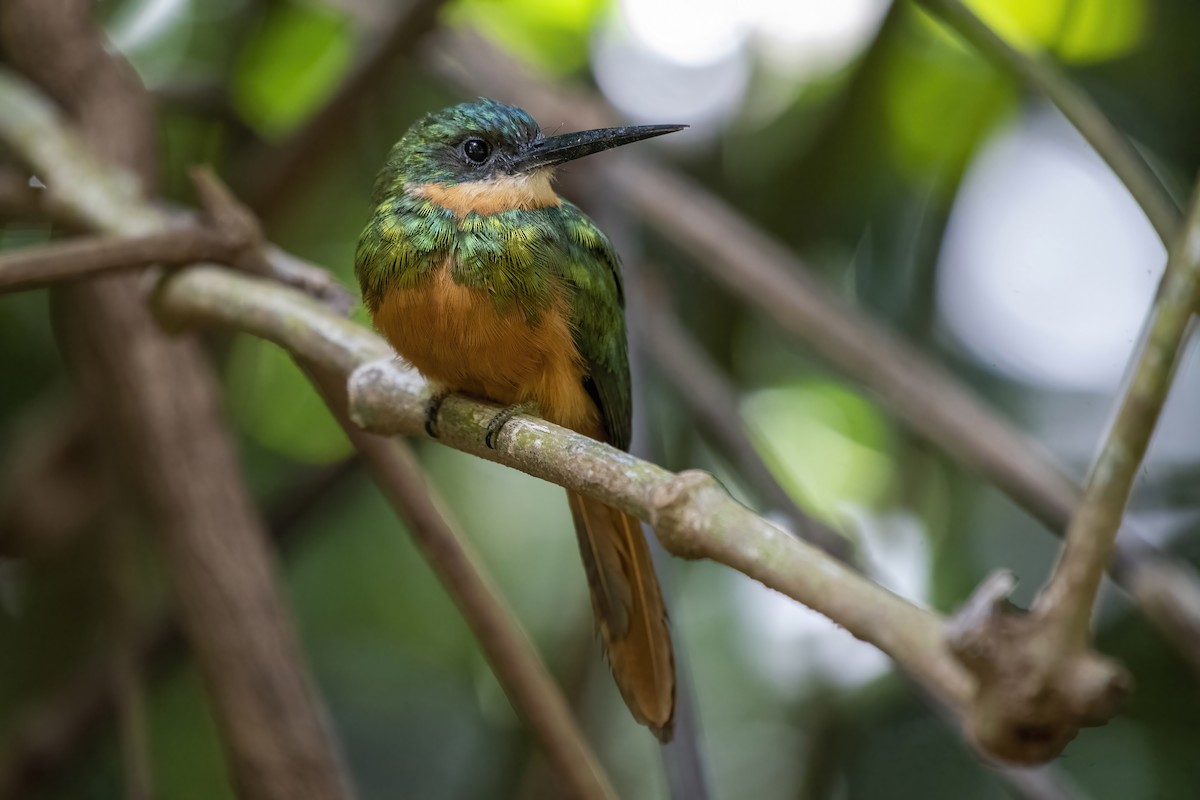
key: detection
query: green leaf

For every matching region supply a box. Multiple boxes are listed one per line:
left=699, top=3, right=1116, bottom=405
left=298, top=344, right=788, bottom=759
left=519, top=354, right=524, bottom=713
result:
left=232, top=1, right=354, bottom=138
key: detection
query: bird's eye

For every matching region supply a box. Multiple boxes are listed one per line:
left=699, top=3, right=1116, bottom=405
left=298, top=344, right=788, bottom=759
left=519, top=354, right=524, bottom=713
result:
left=462, top=138, right=491, bottom=164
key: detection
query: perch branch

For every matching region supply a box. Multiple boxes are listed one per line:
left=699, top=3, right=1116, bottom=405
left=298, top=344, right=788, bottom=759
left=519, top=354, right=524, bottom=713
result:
left=912, top=0, right=1179, bottom=243
left=157, top=263, right=978, bottom=727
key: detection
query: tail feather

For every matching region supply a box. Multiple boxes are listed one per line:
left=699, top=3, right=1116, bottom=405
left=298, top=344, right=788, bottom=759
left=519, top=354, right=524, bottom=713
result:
left=567, top=490, right=676, bottom=740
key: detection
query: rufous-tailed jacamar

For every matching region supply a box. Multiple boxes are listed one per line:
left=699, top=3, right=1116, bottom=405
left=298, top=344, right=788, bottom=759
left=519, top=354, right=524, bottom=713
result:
left=355, top=99, right=685, bottom=740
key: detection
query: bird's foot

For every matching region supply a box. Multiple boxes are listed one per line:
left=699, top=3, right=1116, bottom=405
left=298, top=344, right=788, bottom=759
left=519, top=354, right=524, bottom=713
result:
left=424, top=390, right=451, bottom=438
left=484, top=402, right=537, bottom=449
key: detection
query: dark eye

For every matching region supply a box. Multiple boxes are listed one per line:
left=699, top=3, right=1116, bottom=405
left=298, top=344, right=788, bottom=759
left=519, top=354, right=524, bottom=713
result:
left=462, top=138, right=491, bottom=164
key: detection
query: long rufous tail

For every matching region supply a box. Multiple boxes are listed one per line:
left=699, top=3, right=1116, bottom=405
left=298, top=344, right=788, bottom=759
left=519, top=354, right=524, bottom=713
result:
left=567, top=490, right=676, bottom=740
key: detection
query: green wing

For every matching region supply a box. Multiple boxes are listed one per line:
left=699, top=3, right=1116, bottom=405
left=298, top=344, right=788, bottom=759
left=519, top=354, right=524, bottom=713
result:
left=548, top=201, right=632, bottom=451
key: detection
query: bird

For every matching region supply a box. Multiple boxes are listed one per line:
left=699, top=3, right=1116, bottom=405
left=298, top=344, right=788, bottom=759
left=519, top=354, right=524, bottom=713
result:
left=355, top=98, right=685, bottom=740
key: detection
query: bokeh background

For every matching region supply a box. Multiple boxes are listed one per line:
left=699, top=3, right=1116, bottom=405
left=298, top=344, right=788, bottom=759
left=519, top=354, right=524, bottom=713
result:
left=3, top=0, right=1200, bottom=798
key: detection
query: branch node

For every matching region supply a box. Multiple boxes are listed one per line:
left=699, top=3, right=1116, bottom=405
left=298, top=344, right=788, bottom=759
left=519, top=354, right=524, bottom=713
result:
left=946, top=573, right=1132, bottom=765
left=649, top=469, right=721, bottom=558
left=189, top=166, right=267, bottom=273
left=347, top=357, right=422, bottom=433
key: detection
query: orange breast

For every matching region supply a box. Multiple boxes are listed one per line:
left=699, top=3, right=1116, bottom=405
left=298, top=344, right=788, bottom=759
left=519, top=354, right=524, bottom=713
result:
left=374, top=259, right=602, bottom=438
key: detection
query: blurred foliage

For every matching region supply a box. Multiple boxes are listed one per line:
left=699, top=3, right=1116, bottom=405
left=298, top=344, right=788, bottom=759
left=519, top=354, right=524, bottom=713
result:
left=4, top=0, right=1200, bottom=798
left=232, top=1, right=354, bottom=137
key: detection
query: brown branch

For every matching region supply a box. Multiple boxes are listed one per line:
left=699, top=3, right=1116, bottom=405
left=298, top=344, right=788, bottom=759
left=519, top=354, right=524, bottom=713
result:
left=0, top=3, right=352, bottom=796
left=0, top=166, right=355, bottom=310
left=0, top=225, right=245, bottom=293
left=423, top=28, right=1200, bottom=671
left=308, top=368, right=617, bottom=800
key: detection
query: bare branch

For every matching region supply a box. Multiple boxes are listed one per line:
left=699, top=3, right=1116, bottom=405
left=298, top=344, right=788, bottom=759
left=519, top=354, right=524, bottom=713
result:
left=912, top=0, right=1180, bottom=244
left=155, top=263, right=975, bottom=716
left=156, top=261, right=1129, bottom=765
left=0, top=225, right=237, bottom=293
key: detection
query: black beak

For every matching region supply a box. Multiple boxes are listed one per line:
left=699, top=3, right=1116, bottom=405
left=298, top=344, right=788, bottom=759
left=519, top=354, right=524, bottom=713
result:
left=510, top=124, right=686, bottom=173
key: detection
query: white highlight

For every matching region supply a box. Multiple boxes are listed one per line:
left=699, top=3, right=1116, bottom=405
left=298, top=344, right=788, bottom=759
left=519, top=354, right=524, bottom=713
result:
left=937, top=106, right=1166, bottom=391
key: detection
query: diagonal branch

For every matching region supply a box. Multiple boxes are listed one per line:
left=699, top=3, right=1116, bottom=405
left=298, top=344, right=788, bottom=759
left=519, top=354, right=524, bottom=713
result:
left=158, top=262, right=974, bottom=716
left=308, top=368, right=617, bottom=800
left=912, top=0, right=1180, bottom=243
left=1040, top=180, right=1200, bottom=632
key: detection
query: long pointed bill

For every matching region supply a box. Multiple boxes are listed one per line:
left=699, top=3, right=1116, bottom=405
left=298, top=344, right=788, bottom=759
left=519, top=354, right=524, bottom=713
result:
left=510, top=124, right=686, bottom=172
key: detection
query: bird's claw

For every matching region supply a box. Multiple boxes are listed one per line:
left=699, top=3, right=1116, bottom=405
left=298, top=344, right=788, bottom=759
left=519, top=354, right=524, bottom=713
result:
left=484, top=403, right=535, bottom=449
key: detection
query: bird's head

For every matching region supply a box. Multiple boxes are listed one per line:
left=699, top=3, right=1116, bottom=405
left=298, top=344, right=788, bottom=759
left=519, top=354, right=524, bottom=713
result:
left=377, top=98, right=684, bottom=215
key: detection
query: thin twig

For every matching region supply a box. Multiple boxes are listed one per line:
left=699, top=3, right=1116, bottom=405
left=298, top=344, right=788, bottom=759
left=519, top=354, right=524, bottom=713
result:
left=912, top=0, right=1180, bottom=243
left=0, top=225, right=240, bottom=293
left=1039, top=182, right=1200, bottom=630
left=0, top=162, right=355, bottom=309
left=308, top=368, right=617, bottom=800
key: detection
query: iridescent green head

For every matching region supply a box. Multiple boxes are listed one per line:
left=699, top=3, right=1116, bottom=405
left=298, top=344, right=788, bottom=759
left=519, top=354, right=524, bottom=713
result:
left=375, top=98, right=685, bottom=196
